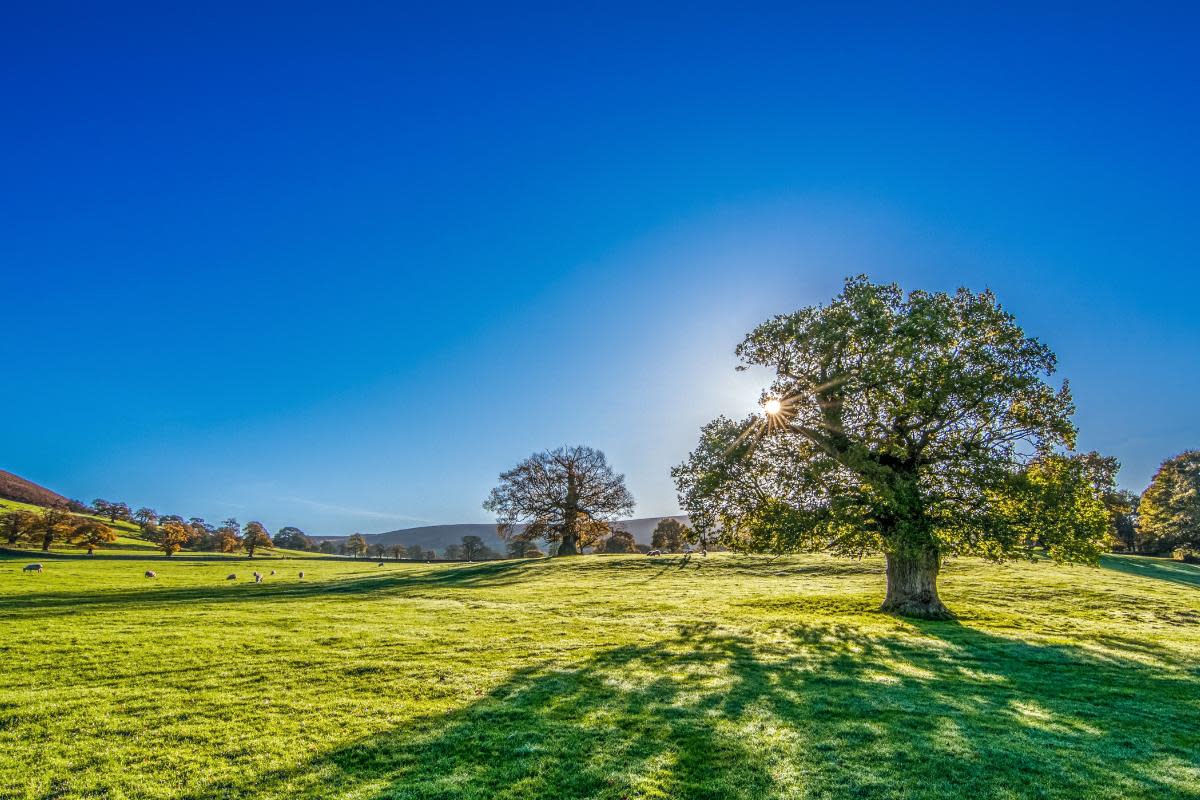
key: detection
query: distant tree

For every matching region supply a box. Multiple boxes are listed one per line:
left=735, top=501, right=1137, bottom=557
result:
left=345, top=533, right=368, bottom=558
left=651, top=519, right=687, bottom=553
left=70, top=520, right=117, bottom=555
left=92, top=500, right=131, bottom=523
left=369, top=542, right=387, bottom=559
left=65, top=499, right=92, bottom=514
left=318, top=540, right=337, bottom=554
left=158, top=520, right=190, bottom=557
left=242, top=521, right=273, bottom=558
left=506, top=539, right=542, bottom=559
left=337, top=542, right=348, bottom=556
left=1112, top=491, right=1140, bottom=552
left=1, top=510, right=36, bottom=545
left=1139, top=451, right=1200, bottom=553
left=674, top=277, right=1095, bottom=618
left=444, top=543, right=464, bottom=560
left=484, top=445, right=636, bottom=556
left=422, top=548, right=436, bottom=561
left=274, top=526, right=311, bottom=550
left=133, top=507, right=158, bottom=529
left=33, top=506, right=73, bottom=551
left=214, top=524, right=241, bottom=553
left=995, top=454, right=1110, bottom=554
left=461, top=535, right=486, bottom=561
left=600, top=529, right=638, bottom=554
left=390, top=544, right=407, bottom=560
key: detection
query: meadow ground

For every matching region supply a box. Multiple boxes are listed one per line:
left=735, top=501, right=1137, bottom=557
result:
left=0, top=552, right=1197, bottom=800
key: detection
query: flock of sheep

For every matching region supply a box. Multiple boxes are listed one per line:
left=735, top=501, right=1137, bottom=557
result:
left=21, top=563, right=306, bottom=582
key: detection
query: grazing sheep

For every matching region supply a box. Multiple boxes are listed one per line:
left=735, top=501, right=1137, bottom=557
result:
left=23, top=563, right=43, bottom=573
left=226, top=573, right=237, bottom=581
left=378, top=562, right=385, bottom=566
left=145, top=570, right=157, bottom=578
left=298, top=571, right=305, bottom=580
left=646, top=549, right=662, bottom=556
left=253, top=571, right=263, bottom=583
left=270, top=569, right=276, bottom=575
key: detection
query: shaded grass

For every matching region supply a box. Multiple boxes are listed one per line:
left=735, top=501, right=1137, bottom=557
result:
left=1, top=553, right=1198, bottom=799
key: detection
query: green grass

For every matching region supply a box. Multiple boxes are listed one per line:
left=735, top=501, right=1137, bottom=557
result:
left=1, top=552, right=1198, bottom=799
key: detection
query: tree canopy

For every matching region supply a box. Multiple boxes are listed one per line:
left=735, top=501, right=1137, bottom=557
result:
left=673, top=276, right=1105, bottom=618
left=1138, top=450, right=1200, bottom=553
left=484, top=445, right=635, bottom=556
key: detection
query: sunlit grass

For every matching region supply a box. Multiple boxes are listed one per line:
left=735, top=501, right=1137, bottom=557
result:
left=1, top=552, right=1197, bottom=799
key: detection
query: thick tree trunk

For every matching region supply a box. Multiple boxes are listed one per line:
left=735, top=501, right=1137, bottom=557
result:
left=556, top=533, right=580, bottom=556
left=881, top=547, right=951, bottom=619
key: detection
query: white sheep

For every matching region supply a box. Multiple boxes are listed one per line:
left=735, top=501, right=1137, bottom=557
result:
left=23, top=563, right=43, bottom=573
left=253, top=571, right=263, bottom=583
left=145, top=570, right=157, bottom=578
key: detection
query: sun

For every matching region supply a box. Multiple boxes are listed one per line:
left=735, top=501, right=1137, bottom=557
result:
left=763, top=398, right=783, bottom=416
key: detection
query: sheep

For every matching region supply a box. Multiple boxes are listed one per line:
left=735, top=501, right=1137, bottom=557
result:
left=226, top=573, right=237, bottom=581
left=253, top=571, right=263, bottom=583
left=298, top=571, right=305, bottom=580
left=270, top=569, right=276, bottom=575
left=646, top=549, right=662, bottom=556
left=378, top=562, right=385, bottom=566
left=23, top=563, right=43, bottom=573
left=145, top=570, right=157, bottom=578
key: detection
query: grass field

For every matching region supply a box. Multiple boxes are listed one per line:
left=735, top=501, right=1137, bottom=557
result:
left=1, top=552, right=1198, bottom=800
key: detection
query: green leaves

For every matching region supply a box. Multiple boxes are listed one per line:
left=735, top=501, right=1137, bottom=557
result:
left=676, top=276, right=1104, bottom=565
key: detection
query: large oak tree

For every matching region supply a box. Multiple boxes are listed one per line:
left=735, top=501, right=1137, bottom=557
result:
left=485, top=445, right=635, bottom=556
left=673, top=277, right=1104, bottom=618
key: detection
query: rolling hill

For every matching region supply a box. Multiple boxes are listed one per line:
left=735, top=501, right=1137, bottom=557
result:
left=317, top=516, right=691, bottom=552
left=0, top=468, right=69, bottom=508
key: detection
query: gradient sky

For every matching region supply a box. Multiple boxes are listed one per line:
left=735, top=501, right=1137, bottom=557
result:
left=2, top=3, right=1197, bottom=535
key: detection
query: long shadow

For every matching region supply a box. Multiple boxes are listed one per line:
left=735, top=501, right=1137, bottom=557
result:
left=177, top=622, right=1200, bottom=800
left=0, top=560, right=536, bottom=618
left=1101, top=554, right=1200, bottom=589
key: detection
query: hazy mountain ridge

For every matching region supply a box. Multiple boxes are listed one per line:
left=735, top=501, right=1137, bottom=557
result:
left=316, top=516, right=691, bottom=552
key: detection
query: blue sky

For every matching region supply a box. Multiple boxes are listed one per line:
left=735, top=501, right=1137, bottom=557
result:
left=2, top=3, right=1197, bottom=534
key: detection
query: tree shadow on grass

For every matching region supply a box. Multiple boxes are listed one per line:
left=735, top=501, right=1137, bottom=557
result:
left=1101, top=554, right=1200, bottom=589
left=182, top=621, right=1200, bottom=800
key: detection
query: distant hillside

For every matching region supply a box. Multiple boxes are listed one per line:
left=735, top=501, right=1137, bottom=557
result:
left=317, top=516, right=691, bottom=553
left=0, top=469, right=69, bottom=508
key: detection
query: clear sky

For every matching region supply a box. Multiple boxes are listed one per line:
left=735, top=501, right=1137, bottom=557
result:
left=2, top=3, right=1197, bottom=535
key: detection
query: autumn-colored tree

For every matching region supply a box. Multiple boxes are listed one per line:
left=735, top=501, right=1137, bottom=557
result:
left=1138, top=451, right=1200, bottom=553
left=484, top=445, right=635, bottom=556
left=71, top=520, right=117, bottom=554
left=1, top=510, right=36, bottom=545
left=213, top=524, right=241, bottom=553
left=242, top=521, right=273, bottom=557
left=33, top=506, right=74, bottom=551
left=674, top=277, right=1098, bottom=618
left=157, top=520, right=190, bottom=557
left=345, top=533, right=368, bottom=558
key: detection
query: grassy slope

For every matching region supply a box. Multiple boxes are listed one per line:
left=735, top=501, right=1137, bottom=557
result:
left=0, top=553, right=1197, bottom=800
left=0, top=498, right=317, bottom=559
